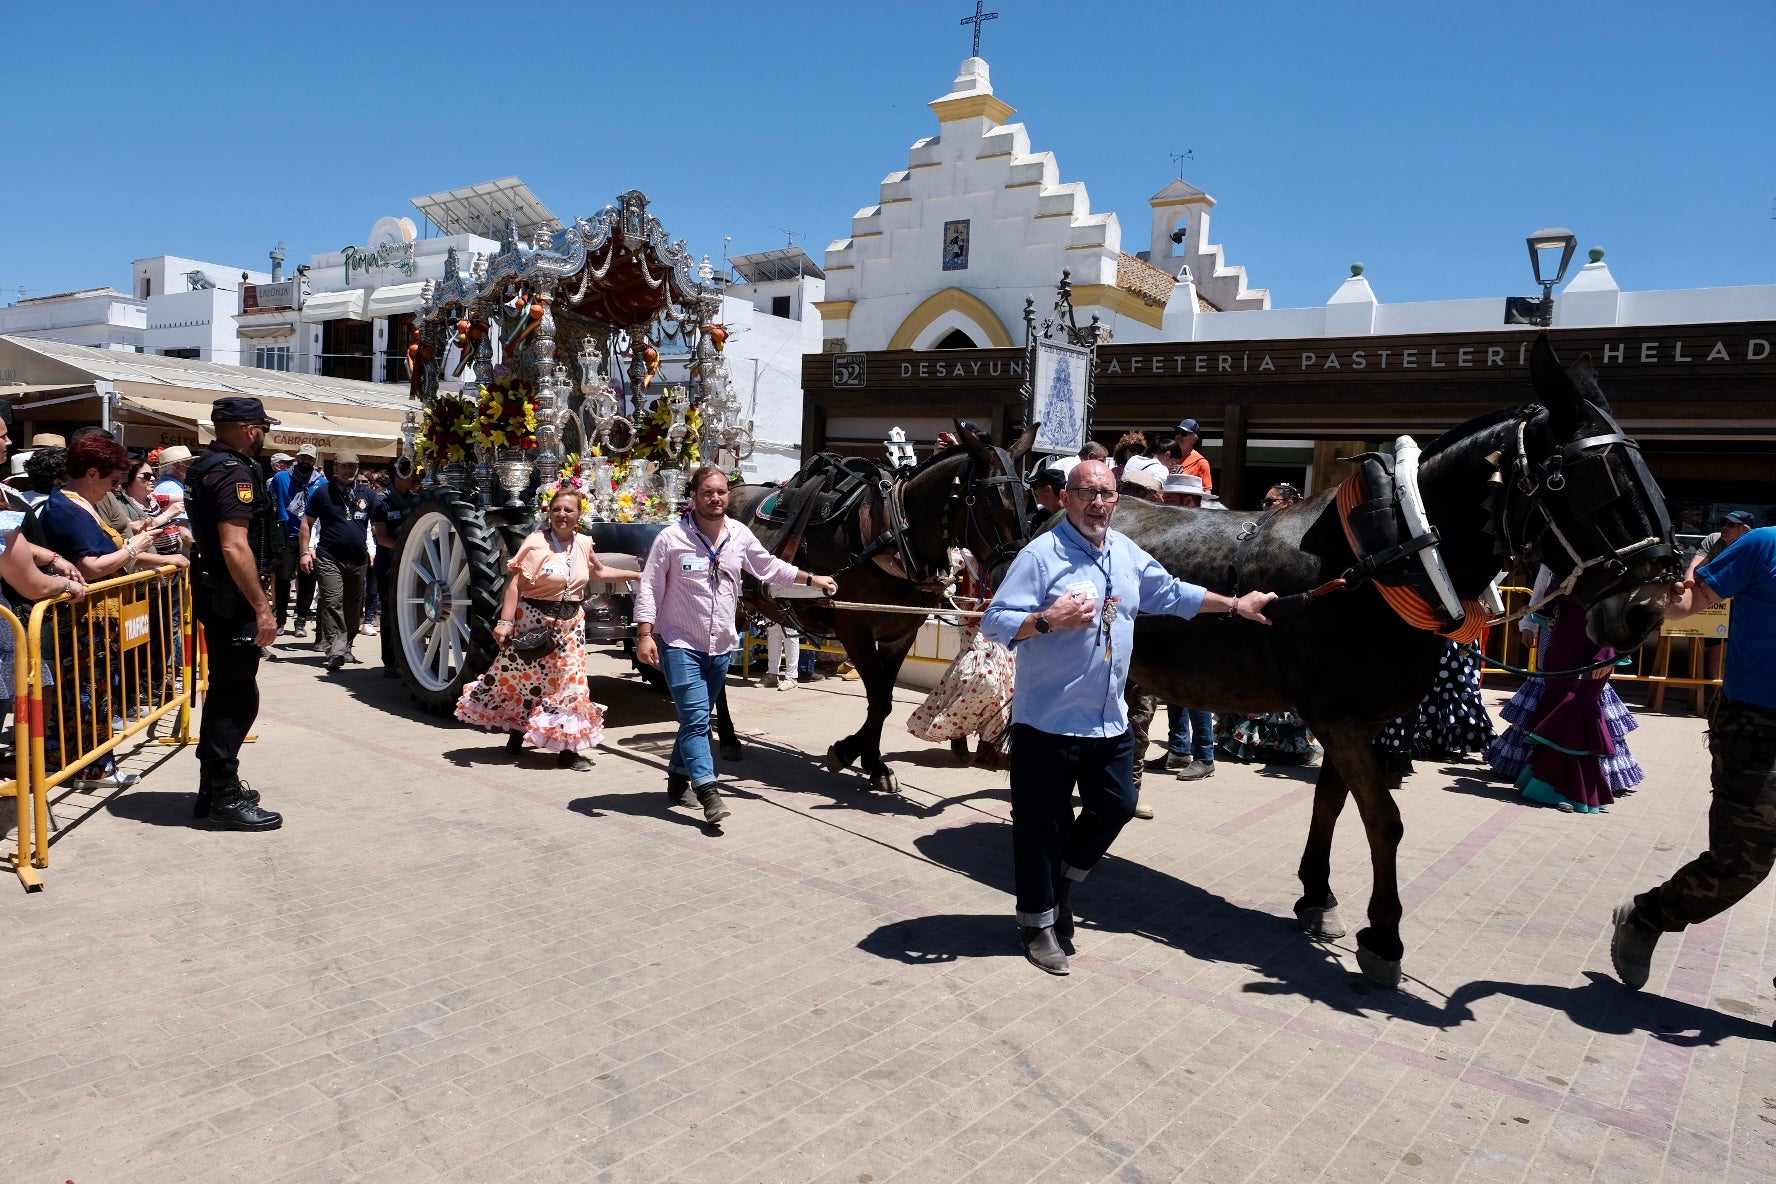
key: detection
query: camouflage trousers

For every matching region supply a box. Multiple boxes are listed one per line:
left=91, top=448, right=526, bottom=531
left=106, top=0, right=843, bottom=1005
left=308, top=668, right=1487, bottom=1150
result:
left=1633, top=697, right=1776, bottom=933
left=1126, top=684, right=1156, bottom=790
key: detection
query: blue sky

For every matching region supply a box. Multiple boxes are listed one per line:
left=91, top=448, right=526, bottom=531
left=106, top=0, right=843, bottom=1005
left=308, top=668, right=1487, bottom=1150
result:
left=3, top=1, right=1771, bottom=310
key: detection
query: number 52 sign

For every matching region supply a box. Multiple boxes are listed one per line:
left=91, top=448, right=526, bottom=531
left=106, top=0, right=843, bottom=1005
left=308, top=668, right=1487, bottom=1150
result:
left=831, top=354, right=867, bottom=389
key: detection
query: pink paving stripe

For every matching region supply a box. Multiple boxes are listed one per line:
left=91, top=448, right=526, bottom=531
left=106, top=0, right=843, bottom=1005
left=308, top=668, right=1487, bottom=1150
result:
left=1398, top=802, right=1519, bottom=912
left=1620, top=912, right=1730, bottom=1128
left=273, top=707, right=1692, bottom=1144
left=1208, top=784, right=1315, bottom=836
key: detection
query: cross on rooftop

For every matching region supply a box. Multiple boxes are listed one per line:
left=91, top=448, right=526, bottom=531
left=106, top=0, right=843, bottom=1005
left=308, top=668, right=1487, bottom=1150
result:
left=959, top=1, right=998, bottom=58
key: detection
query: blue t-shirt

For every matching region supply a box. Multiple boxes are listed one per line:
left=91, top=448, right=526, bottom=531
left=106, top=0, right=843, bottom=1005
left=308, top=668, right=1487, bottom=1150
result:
left=981, top=518, right=1207, bottom=737
left=270, top=467, right=322, bottom=538
left=1698, top=526, right=1776, bottom=711
left=37, top=489, right=121, bottom=563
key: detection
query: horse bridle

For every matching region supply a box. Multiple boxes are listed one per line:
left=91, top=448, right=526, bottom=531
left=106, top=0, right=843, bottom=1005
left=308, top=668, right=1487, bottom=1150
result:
left=958, top=444, right=1032, bottom=578
left=1499, top=402, right=1676, bottom=603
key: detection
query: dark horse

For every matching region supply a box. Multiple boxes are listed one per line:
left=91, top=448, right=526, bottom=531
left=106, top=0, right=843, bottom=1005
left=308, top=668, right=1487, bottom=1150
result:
left=729, top=420, right=1035, bottom=793
left=1119, top=336, right=1675, bottom=986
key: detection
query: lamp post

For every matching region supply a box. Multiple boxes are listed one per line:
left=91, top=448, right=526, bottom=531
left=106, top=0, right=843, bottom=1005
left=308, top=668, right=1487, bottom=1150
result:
left=1525, top=227, right=1578, bottom=327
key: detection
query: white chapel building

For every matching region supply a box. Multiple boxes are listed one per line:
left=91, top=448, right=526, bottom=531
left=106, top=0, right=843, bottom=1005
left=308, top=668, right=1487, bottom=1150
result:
left=814, top=57, right=1267, bottom=355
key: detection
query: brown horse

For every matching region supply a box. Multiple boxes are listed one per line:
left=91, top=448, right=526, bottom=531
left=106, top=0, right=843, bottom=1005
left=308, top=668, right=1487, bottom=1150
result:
left=1117, top=336, right=1675, bottom=986
left=729, top=420, right=1035, bottom=793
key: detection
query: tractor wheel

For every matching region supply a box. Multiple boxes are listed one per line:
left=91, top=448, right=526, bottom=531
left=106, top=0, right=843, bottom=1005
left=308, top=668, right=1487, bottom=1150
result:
left=391, top=487, right=507, bottom=714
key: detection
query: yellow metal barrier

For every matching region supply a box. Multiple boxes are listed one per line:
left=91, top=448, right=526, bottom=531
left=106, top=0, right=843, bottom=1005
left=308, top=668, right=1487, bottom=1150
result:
left=20, top=564, right=196, bottom=884
left=1479, top=583, right=1722, bottom=711
left=2, top=605, right=39, bottom=891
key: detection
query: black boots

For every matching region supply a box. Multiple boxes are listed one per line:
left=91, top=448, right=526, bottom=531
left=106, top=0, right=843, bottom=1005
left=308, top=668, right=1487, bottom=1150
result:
left=666, top=771, right=695, bottom=808
left=558, top=751, right=593, bottom=772
left=505, top=730, right=524, bottom=755
left=194, top=778, right=260, bottom=818
left=206, top=781, right=282, bottom=831
left=1020, top=926, right=1070, bottom=975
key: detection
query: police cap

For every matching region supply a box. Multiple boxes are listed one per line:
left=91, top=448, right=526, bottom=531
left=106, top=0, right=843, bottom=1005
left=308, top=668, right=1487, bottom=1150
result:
left=212, top=397, right=279, bottom=426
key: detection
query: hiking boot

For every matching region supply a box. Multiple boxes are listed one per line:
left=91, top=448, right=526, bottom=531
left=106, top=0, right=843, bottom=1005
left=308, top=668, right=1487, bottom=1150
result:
left=666, top=772, right=695, bottom=808
left=558, top=751, right=594, bottom=772
left=1019, top=925, right=1070, bottom=976
left=1163, top=751, right=1194, bottom=772
left=1610, top=901, right=1660, bottom=990
left=1054, top=879, right=1076, bottom=955
left=697, top=786, right=732, bottom=824
left=207, top=782, right=282, bottom=831
left=1176, top=760, right=1216, bottom=782
left=193, top=781, right=260, bottom=818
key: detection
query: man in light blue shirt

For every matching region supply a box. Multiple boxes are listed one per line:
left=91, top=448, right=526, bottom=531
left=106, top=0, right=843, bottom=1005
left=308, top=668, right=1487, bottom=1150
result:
left=981, top=460, right=1276, bottom=974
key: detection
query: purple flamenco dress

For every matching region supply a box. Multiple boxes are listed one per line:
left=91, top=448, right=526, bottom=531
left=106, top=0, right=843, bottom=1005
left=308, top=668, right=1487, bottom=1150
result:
left=1485, top=595, right=1643, bottom=813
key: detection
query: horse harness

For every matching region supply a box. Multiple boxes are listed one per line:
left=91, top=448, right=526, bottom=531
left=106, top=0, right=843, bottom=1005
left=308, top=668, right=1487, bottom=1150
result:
left=751, top=445, right=1032, bottom=633
left=1244, top=403, right=1673, bottom=647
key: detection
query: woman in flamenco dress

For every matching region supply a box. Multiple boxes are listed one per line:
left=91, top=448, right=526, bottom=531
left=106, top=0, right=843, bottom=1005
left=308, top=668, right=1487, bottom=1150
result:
left=1485, top=592, right=1644, bottom=813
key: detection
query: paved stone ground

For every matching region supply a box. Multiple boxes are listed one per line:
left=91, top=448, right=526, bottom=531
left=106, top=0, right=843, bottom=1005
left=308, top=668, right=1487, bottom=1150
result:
left=3, top=634, right=1773, bottom=1184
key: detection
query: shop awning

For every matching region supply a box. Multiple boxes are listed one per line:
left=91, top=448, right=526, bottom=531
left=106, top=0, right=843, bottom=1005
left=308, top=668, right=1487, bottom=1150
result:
left=120, top=393, right=404, bottom=457
left=297, top=289, right=367, bottom=322
left=0, top=335, right=414, bottom=459
left=365, top=282, right=426, bottom=320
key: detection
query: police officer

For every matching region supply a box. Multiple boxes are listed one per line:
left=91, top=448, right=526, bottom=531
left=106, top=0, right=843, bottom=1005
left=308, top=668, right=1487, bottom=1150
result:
left=371, top=457, right=420, bottom=677
left=185, top=397, right=284, bottom=830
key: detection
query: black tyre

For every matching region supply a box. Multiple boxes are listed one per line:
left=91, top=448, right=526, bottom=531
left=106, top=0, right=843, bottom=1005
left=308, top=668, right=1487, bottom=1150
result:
left=390, top=487, right=507, bottom=714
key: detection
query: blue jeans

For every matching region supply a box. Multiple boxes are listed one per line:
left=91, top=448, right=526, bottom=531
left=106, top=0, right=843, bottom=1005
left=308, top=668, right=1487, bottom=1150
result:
left=662, top=646, right=730, bottom=790
left=1167, top=705, right=1215, bottom=763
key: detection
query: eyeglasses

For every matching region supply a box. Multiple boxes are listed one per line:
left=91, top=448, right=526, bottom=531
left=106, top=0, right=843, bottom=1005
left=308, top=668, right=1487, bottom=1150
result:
left=1066, top=487, right=1119, bottom=503
left=1261, top=496, right=1282, bottom=508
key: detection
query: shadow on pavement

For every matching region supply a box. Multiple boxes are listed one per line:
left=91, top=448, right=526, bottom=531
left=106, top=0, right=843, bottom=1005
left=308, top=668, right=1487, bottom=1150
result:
left=105, top=790, right=201, bottom=828
left=1439, top=772, right=1522, bottom=804
left=567, top=793, right=722, bottom=835
left=857, top=912, right=1017, bottom=964
left=723, top=734, right=937, bottom=818
left=1444, top=971, right=1772, bottom=1047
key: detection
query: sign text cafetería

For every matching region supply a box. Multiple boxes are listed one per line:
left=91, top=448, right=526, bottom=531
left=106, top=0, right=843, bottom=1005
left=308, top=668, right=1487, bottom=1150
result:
left=819, top=322, right=1774, bottom=393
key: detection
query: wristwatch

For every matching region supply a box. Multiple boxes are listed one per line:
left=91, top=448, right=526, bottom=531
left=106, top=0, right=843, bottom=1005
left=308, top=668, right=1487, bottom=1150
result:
left=1033, top=613, right=1052, bottom=634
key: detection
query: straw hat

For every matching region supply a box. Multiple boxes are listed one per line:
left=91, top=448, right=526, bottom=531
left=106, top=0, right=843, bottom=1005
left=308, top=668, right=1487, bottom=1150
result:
left=155, top=445, right=195, bottom=472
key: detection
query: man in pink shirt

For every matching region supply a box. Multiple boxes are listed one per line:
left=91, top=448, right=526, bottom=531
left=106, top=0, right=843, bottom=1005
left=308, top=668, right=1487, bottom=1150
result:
left=635, top=465, right=837, bottom=823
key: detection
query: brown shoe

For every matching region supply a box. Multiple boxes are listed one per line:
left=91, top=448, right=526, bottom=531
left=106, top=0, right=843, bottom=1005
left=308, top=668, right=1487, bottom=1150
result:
left=1176, top=760, right=1216, bottom=781
left=697, top=786, right=732, bottom=824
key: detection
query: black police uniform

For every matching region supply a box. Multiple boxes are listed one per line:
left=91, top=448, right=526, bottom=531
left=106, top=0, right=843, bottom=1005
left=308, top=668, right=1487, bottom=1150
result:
left=185, top=403, right=284, bottom=828
left=372, top=484, right=412, bottom=675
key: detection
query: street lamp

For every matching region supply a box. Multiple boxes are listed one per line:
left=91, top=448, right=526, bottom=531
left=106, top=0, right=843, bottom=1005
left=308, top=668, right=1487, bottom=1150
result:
left=1525, top=227, right=1577, bottom=326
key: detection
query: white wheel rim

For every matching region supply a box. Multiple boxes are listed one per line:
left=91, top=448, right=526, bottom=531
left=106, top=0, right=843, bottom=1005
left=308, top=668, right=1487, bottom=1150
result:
left=396, top=509, right=473, bottom=693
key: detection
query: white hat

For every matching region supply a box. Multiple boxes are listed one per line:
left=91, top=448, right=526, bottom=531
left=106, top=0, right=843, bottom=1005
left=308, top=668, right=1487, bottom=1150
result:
left=1162, top=472, right=1205, bottom=496
left=155, top=445, right=195, bottom=472
left=9, top=451, right=33, bottom=478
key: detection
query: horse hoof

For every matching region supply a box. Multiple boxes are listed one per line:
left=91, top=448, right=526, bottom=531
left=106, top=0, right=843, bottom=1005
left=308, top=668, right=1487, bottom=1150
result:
left=825, top=744, right=850, bottom=773
left=1355, top=943, right=1403, bottom=989
left=1295, top=903, right=1346, bottom=940
left=870, top=771, right=900, bottom=795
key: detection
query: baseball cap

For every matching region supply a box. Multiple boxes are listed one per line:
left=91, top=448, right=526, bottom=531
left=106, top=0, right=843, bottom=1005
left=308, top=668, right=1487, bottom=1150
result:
left=1029, top=467, right=1067, bottom=492
left=1175, top=417, right=1201, bottom=437
left=270, top=451, right=294, bottom=464
left=296, top=444, right=319, bottom=460
left=1723, top=510, right=1755, bottom=527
